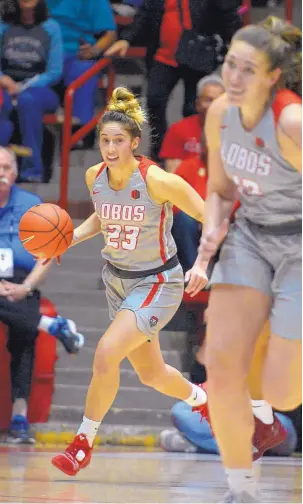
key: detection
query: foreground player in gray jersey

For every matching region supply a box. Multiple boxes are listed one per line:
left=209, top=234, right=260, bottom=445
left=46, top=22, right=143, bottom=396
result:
left=191, top=16, right=302, bottom=503
left=52, top=86, right=209, bottom=476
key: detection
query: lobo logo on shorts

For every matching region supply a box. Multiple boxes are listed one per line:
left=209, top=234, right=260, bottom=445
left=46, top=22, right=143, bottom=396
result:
left=149, top=316, right=158, bottom=328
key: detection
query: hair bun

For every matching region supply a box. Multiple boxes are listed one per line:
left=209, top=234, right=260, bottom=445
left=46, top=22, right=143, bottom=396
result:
left=107, top=87, right=146, bottom=128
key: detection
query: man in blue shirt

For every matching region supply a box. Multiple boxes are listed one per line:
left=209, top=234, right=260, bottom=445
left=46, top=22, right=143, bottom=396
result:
left=0, top=147, right=85, bottom=444
left=47, top=0, right=116, bottom=126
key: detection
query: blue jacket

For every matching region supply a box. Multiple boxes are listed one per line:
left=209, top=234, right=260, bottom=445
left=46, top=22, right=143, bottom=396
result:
left=0, top=186, right=41, bottom=272
left=47, top=0, right=116, bottom=54
left=0, top=19, right=63, bottom=87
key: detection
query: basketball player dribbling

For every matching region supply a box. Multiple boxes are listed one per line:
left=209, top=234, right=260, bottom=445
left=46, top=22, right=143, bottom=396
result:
left=187, top=16, right=301, bottom=503
left=51, top=86, right=210, bottom=476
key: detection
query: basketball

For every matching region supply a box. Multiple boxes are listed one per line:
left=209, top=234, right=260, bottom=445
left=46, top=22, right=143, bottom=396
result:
left=18, top=203, right=74, bottom=260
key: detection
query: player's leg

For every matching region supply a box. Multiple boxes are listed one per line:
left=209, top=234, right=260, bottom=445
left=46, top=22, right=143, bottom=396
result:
left=128, top=334, right=206, bottom=404
left=125, top=265, right=207, bottom=406
left=262, top=248, right=302, bottom=411
left=203, top=219, right=274, bottom=501
left=51, top=309, right=156, bottom=475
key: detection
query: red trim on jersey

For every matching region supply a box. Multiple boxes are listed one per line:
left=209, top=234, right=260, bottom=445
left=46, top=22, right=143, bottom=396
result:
left=95, top=162, right=106, bottom=180
left=140, top=273, right=164, bottom=308
left=137, top=155, right=158, bottom=181
left=272, top=89, right=301, bottom=126
left=159, top=206, right=167, bottom=263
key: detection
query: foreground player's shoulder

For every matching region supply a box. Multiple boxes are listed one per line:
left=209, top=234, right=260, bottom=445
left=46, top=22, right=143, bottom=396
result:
left=277, top=102, right=302, bottom=146
left=85, top=163, right=105, bottom=191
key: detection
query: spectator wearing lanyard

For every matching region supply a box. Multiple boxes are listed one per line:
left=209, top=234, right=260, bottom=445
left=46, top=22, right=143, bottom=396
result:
left=0, top=147, right=85, bottom=444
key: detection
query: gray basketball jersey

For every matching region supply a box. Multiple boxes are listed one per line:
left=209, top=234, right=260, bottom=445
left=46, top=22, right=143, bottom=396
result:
left=91, top=156, right=177, bottom=271
left=221, top=90, right=302, bottom=225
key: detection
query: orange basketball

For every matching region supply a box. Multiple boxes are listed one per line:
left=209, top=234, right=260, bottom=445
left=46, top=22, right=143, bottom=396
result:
left=18, top=203, right=74, bottom=260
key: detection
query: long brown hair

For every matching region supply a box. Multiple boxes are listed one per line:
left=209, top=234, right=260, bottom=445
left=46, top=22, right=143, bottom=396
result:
left=232, top=16, right=302, bottom=96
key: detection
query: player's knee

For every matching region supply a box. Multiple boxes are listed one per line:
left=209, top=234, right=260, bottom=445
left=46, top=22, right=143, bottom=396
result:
left=205, top=346, right=246, bottom=388
left=93, top=346, right=119, bottom=376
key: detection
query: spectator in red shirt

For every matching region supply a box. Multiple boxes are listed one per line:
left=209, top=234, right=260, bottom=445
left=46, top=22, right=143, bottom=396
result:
left=160, top=74, right=224, bottom=172
left=0, top=87, right=13, bottom=146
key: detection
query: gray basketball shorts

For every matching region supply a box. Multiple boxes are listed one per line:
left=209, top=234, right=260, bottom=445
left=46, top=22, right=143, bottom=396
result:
left=210, top=217, right=302, bottom=340
left=102, top=264, right=184, bottom=340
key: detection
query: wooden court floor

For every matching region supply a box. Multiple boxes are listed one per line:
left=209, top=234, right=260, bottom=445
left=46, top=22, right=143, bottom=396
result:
left=0, top=446, right=301, bottom=503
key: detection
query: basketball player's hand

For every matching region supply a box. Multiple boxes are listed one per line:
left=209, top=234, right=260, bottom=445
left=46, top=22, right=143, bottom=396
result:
left=104, top=40, right=130, bottom=57
left=0, top=280, right=29, bottom=302
left=198, top=218, right=229, bottom=264
left=184, top=263, right=209, bottom=297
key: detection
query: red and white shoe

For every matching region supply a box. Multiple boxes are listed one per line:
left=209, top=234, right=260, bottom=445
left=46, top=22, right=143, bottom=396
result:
left=252, top=413, right=287, bottom=461
left=51, top=434, right=93, bottom=476
left=191, top=383, right=211, bottom=426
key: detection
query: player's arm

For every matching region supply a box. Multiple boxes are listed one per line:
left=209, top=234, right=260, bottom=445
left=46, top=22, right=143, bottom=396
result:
left=201, top=94, right=238, bottom=236
left=277, top=104, right=302, bottom=174
left=146, top=166, right=205, bottom=223
left=71, top=165, right=102, bottom=246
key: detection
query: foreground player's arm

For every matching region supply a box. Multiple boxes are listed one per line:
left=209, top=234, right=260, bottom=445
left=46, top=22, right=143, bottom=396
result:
left=146, top=166, right=205, bottom=223
left=184, top=96, right=238, bottom=296
left=71, top=165, right=102, bottom=246
left=277, top=104, right=302, bottom=174
left=202, top=94, right=238, bottom=235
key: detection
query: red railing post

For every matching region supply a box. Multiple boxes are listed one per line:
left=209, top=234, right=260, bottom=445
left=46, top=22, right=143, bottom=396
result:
left=285, top=0, right=293, bottom=23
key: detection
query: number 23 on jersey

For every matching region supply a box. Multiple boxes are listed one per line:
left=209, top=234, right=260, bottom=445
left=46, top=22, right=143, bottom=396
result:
left=106, top=224, right=140, bottom=251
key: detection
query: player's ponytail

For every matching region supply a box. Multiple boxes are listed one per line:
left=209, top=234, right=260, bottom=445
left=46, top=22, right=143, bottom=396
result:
left=232, top=17, right=302, bottom=96
left=98, top=87, right=147, bottom=138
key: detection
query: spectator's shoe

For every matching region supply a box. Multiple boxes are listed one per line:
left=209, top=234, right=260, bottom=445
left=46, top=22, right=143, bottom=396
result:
left=160, top=428, right=198, bottom=453
left=6, top=415, right=35, bottom=445
left=252, top=414, right=287, bottom=461
left=51, top=434, right=92, bottom=476
left=48, top=316, right=85, bottom=354
left=221, top=490, right=260, bottom=503
left=191, top=383, right=211, bottom=426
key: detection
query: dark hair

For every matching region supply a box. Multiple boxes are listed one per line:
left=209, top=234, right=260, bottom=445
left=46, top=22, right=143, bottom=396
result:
left=98, top=87, right=147, bottom=139
left=232, top=16, right=302, bottom=96
left=1, top=0, right=49, bottom=25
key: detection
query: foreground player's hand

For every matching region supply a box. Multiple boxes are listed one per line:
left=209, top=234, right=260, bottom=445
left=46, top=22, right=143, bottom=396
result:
left=1, top=280, right=30, bottom=302
left=184, top=263, right=208, bottom=297
left=198, top=218, right=229, bottom=264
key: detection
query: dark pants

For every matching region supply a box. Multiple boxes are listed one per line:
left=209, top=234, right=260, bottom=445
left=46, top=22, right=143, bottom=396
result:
left=0, top=269, right=40, bottom=403
left=147, top=61, right=205, bottom=160
left=172, top=210, right=201, bottom=273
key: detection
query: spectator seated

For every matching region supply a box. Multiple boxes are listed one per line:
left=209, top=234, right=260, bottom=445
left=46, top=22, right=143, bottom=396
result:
left=0, top=296, right=58, bottom=431
left=159, top=74, right=224, bottom=173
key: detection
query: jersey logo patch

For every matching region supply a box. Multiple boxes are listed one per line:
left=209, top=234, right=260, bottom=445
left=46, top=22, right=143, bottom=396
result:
left=131, top=190, right=140, bottom=200
left=149, top=316, right=159, bottom=328
left=255, top=137, right=265, bottom=148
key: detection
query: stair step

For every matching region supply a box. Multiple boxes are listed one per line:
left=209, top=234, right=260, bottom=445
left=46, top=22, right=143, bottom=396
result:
left=53, top=384, right=176, bottom=410
left=49, top=405, right=173, bottom=427
left=56, top=347, right=184, bottom=370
